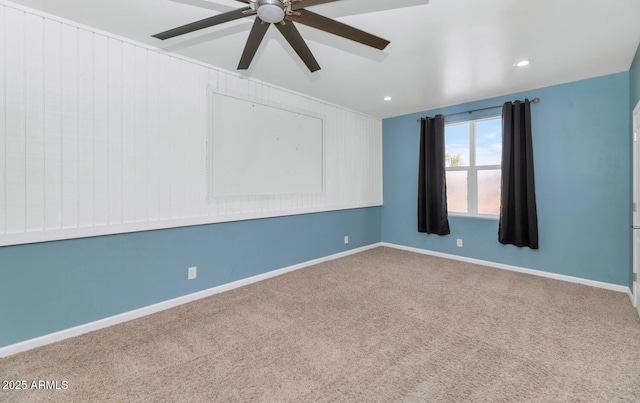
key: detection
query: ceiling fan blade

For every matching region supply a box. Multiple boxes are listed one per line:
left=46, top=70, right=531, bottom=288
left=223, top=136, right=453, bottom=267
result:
left=298, top=0, right=430, bottom=17
left=238, top=18, right=271, bottom=69
left=291, top=0, right=341, bottom=11
left=152, top=6, right=252, bottom=40
left=287, top=9, right=390, bottom=50
left=275, top=21, right=321, bottom=72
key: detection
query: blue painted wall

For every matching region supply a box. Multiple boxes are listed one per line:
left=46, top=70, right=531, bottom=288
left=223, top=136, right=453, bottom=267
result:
left=631, top=41, right=640, bottom=110
left=382, top=73, right=632, bottom=287
left=0, top=207, right=381, bottom=347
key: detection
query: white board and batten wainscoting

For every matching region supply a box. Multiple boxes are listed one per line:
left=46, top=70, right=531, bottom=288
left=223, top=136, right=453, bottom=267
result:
left=0, top=1, right=383, bottom=248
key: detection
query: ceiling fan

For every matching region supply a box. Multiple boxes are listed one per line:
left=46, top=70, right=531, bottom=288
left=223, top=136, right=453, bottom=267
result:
left=152, top=0, right=390, bottom=72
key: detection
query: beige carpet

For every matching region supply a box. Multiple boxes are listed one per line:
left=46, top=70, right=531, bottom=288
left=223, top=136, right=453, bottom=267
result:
left=1, top=247, right=640, bottom=402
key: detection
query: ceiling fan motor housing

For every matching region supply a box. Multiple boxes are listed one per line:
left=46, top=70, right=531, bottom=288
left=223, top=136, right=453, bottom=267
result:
left=256, top=0, right=288, bottom=24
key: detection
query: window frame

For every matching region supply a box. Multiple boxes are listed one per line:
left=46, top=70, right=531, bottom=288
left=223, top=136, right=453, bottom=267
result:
left=445, top=115, right=502, bottom=218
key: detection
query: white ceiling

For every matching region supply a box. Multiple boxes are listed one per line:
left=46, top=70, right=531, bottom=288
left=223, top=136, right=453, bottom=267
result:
left=5, top=0, right=640, bottom=118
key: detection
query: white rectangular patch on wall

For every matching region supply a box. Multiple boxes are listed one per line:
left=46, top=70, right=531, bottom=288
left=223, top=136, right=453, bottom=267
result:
left=208, top=91, right=324, bottom=198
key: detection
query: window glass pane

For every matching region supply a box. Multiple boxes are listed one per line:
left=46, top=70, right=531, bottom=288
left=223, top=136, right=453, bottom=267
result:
left=445, top=122, right=469, bottom=167
left=477, top=169, right=501, bottom=215
left=446, top=170, right=468, bottom=213
left=475, top=118, right=502, bottom=166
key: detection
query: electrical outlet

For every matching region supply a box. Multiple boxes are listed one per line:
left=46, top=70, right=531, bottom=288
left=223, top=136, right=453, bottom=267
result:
left=344, top=235, right=349, bottom=244
left=456, top=239, right=463, bottom=247
left=188, top=266, right=197, bottom=280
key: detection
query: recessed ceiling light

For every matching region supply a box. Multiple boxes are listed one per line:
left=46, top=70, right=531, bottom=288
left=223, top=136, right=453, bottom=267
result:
left=515, top=60, right=530, bottom=67
left=384, top=96, right=392, bottom=101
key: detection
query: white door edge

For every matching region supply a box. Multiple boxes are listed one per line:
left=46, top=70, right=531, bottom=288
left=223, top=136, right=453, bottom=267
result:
left=633, top=101, right=640, bottom=316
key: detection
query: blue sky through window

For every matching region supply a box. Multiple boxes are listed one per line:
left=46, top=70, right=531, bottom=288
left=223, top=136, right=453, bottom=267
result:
left=476, top=118, right=502, bottom=166
left=445, top=122, right=469, bottom=167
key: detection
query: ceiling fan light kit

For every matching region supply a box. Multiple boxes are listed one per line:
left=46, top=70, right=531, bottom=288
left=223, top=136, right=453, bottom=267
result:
left=256, top=0, right=286, bottom=24
left=152, top=0, right=390, bottom=72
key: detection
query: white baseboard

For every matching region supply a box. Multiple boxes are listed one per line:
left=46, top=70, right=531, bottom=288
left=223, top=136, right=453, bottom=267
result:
left=2, top=242, right=631, bottom=358
left=381, top=242, right=631, bottom=294
left=0, top=243, right=379, bottom=358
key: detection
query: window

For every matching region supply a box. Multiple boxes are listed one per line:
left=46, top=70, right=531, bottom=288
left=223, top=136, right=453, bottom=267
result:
left=445, top=116, right=502, bottom=216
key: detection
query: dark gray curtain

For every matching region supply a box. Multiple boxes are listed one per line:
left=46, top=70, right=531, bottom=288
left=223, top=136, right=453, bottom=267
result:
left=499, top=100, right=538, bottom=249
left=418, top=115, right=450, bottom=235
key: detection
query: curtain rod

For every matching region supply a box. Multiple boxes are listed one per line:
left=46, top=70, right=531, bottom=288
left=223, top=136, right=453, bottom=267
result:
left=416, top=97, right=540, bottom=123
